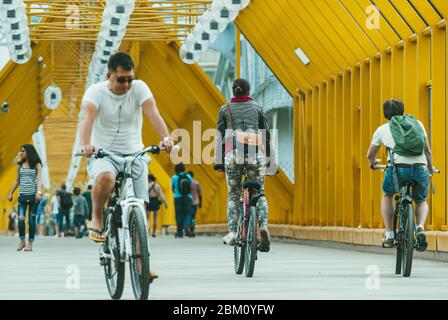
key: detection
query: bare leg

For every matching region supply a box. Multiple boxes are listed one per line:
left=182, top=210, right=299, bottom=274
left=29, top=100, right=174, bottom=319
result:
left=415, top=201, right=429, bottom=228
left=153, top=211, right=158, bottom=236
left=91, top=173, right=115, bottom=238
left=381, top=195, right=394, bottom=232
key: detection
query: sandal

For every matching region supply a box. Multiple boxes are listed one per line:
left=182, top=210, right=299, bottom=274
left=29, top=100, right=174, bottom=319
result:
left=17, top=242, right=25, bottom=251
left=24, top=242, right=33, bottom=252
left=88, top=227, right=106, bottom=243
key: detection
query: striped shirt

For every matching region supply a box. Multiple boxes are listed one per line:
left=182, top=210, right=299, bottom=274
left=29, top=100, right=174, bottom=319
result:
left=19, top=166, right=38, bottom=196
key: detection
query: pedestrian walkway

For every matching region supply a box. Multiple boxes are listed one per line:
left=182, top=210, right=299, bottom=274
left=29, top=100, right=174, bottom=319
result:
left=1, top=235, right=448, bottom=300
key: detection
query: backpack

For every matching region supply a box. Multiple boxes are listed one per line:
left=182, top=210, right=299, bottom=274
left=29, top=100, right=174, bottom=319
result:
left=389, top=114, right=425, bottom=157
left=177, top=173, right=192, bottom=196
left=60, top=191, right=73, bottom=209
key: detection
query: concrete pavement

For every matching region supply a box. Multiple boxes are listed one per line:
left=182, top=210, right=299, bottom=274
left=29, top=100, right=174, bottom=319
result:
left=1, top=234, right=448, bottom=300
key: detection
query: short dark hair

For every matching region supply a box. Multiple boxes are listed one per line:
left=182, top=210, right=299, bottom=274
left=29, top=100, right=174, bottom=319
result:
left=187, top=170, right=194, bottom=178
left=108, top=52, right=134, bottom=73
left=73, top=187, right=81, bottom=196
left=87, top=185, right=92, bottom=190
left=383, top=99, right=404, bottom=120
left=148, top=174, right=156, bottom=182
left=175, top=163, right=185, bottom=175
left=232, top=78, right=250, bottom=97
left=61, top=183, right=67, bottom=191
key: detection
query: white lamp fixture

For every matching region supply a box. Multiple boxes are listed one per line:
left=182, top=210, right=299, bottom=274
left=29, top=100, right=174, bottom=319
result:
left=199, top=9, right=228, bottom=34
left=186, top=33, right=208, bottom=53
left=0, top=0, right=32, bottom=64
left=192, top=23, right=219, bottom=47
left=44, top=85, right=62, bottom=110
left=222, top=0, right=251, bottom=10
left=295, top=47, right=311, bottom=65
left=211, top=1, right=239, bottom=24
left=180, top=0, right=252, bottom=65
left=179, top=43, right=201, bottom=64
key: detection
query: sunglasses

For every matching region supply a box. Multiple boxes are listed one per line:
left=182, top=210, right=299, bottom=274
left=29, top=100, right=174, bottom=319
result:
left=116, top=76, right=134, bottom=84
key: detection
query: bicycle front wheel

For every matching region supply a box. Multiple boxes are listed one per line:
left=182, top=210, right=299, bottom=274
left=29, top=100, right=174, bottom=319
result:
left=128, top=207, right=150, bottom=300
left=401, top=204, right=415, bottom=277
left=234, top=207, right=246, bottom=275
left=102, top=208, right=125, bottom=300
left=244, top=207, right=257, bottom=278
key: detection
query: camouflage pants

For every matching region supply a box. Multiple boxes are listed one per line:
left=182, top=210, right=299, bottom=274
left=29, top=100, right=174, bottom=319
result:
left=224, top=151, right=268, bottom=232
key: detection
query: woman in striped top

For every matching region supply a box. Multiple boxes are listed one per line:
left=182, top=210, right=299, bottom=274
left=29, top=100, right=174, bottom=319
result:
left=8, top=144, right=43, bottom=251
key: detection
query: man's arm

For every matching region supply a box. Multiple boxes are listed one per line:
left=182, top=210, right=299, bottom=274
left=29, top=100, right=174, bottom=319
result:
left=366, top=144, right=381, bottom=169
left=141, top=97, right=173, bottom=152
left=80, top=102, right=97, bottom=157
left=424, top=137, right=434, bottom=174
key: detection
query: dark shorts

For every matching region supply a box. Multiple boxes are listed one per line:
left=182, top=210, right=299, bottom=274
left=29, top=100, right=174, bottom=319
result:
left=147, top=197, right=161, bottom=212
left=382, top=165, right=429, bottom=203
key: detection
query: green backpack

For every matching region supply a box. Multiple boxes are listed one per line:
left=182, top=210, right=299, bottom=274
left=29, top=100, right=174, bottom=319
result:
left=389, top=114, right=425, bottom=156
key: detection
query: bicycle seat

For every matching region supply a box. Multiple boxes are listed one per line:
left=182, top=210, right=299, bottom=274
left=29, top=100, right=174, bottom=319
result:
left=243, top=181, right=261, bottom=191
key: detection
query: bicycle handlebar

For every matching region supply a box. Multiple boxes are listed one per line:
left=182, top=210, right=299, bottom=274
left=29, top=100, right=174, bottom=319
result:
left=75, top=145, right=179, bottom=158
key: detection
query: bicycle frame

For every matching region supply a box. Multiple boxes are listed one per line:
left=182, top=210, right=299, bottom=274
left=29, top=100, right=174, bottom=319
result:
left=116, top=155, right=149, bottom=263
left=393, top=184, right=413, bottom=242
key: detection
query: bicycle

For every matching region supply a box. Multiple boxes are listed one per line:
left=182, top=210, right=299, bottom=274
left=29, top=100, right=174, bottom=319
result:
left=374, top=163, right=439, bottom=277
left=233, top=172, right=270, bottom=278
left=76, top=145, right=165, bottom=300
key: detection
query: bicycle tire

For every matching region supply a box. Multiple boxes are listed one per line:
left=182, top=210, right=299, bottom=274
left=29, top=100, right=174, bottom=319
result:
left=234, top=207, right=246, bottom=275
left=394, top=207, right=402, bottom=275
left=129, top=207, right=150, bottom=300
left=244, top=206, right=257, bottom=278
left=402, top=204, right=415, bottom=277
left=103, top=208, right=125, bottom=300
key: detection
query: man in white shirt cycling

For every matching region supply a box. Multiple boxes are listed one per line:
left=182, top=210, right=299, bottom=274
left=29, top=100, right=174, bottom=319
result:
left=79, top=52, right=174, bottom=246
left=367, top=99, right=433, bottom=251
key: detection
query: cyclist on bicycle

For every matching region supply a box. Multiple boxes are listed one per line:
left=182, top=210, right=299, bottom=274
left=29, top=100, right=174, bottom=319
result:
left=213, top=78, right=275, bottom=251
left=79, top=52, right=174, bottom=244
left=367, top=99, right=433, bottom=251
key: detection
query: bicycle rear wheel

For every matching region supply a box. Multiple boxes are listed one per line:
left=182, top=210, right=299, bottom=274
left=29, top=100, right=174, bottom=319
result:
left=244, top=207, right=257, bottom=278
left=402, top=204, right=415, bottom=277
left=234, top=207, right=246, bottom=275
left=129, top=207, right=150, bottom=300
left=394, top=207, right=402, bottom=275
left=102, top=208, right=125, bottom=300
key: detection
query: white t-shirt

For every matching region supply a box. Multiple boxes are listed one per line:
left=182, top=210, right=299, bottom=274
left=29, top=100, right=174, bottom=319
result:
left=51, top=195, right=59, bottom=214
left=82, top=80, right=153, bottom=154
left=371, top=121, right=427, bottom=164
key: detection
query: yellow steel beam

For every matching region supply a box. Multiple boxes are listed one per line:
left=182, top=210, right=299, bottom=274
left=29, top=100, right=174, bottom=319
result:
left=430, top=0, right=448, bottom=19
left=371, top=0, right=413, bottom=39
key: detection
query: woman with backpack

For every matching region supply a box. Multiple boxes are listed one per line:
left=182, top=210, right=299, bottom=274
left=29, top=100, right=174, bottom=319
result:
left=171, top=163, right=193, bottom=238
left=147, top=174, right=167, bottom=237
left=8, top=144, right=43, bottom=251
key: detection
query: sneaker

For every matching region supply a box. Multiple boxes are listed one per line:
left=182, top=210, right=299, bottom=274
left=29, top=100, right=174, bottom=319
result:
left=382, top=237, right=395, bottom=248
left=259, top=224, right=271, bottom=252
left=223, top=232, right=236, bottom=246
left=416, top=227, right=428, bottom=252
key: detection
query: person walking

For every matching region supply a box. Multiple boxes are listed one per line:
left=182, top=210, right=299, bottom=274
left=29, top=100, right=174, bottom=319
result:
left=8, top=144, right=43, bottom=251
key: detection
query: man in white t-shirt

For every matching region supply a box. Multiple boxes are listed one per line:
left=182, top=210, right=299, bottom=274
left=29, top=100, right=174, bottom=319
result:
left=79, top=52, right=173, bottom=248
left=367, top=99, right=433, bottom=251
